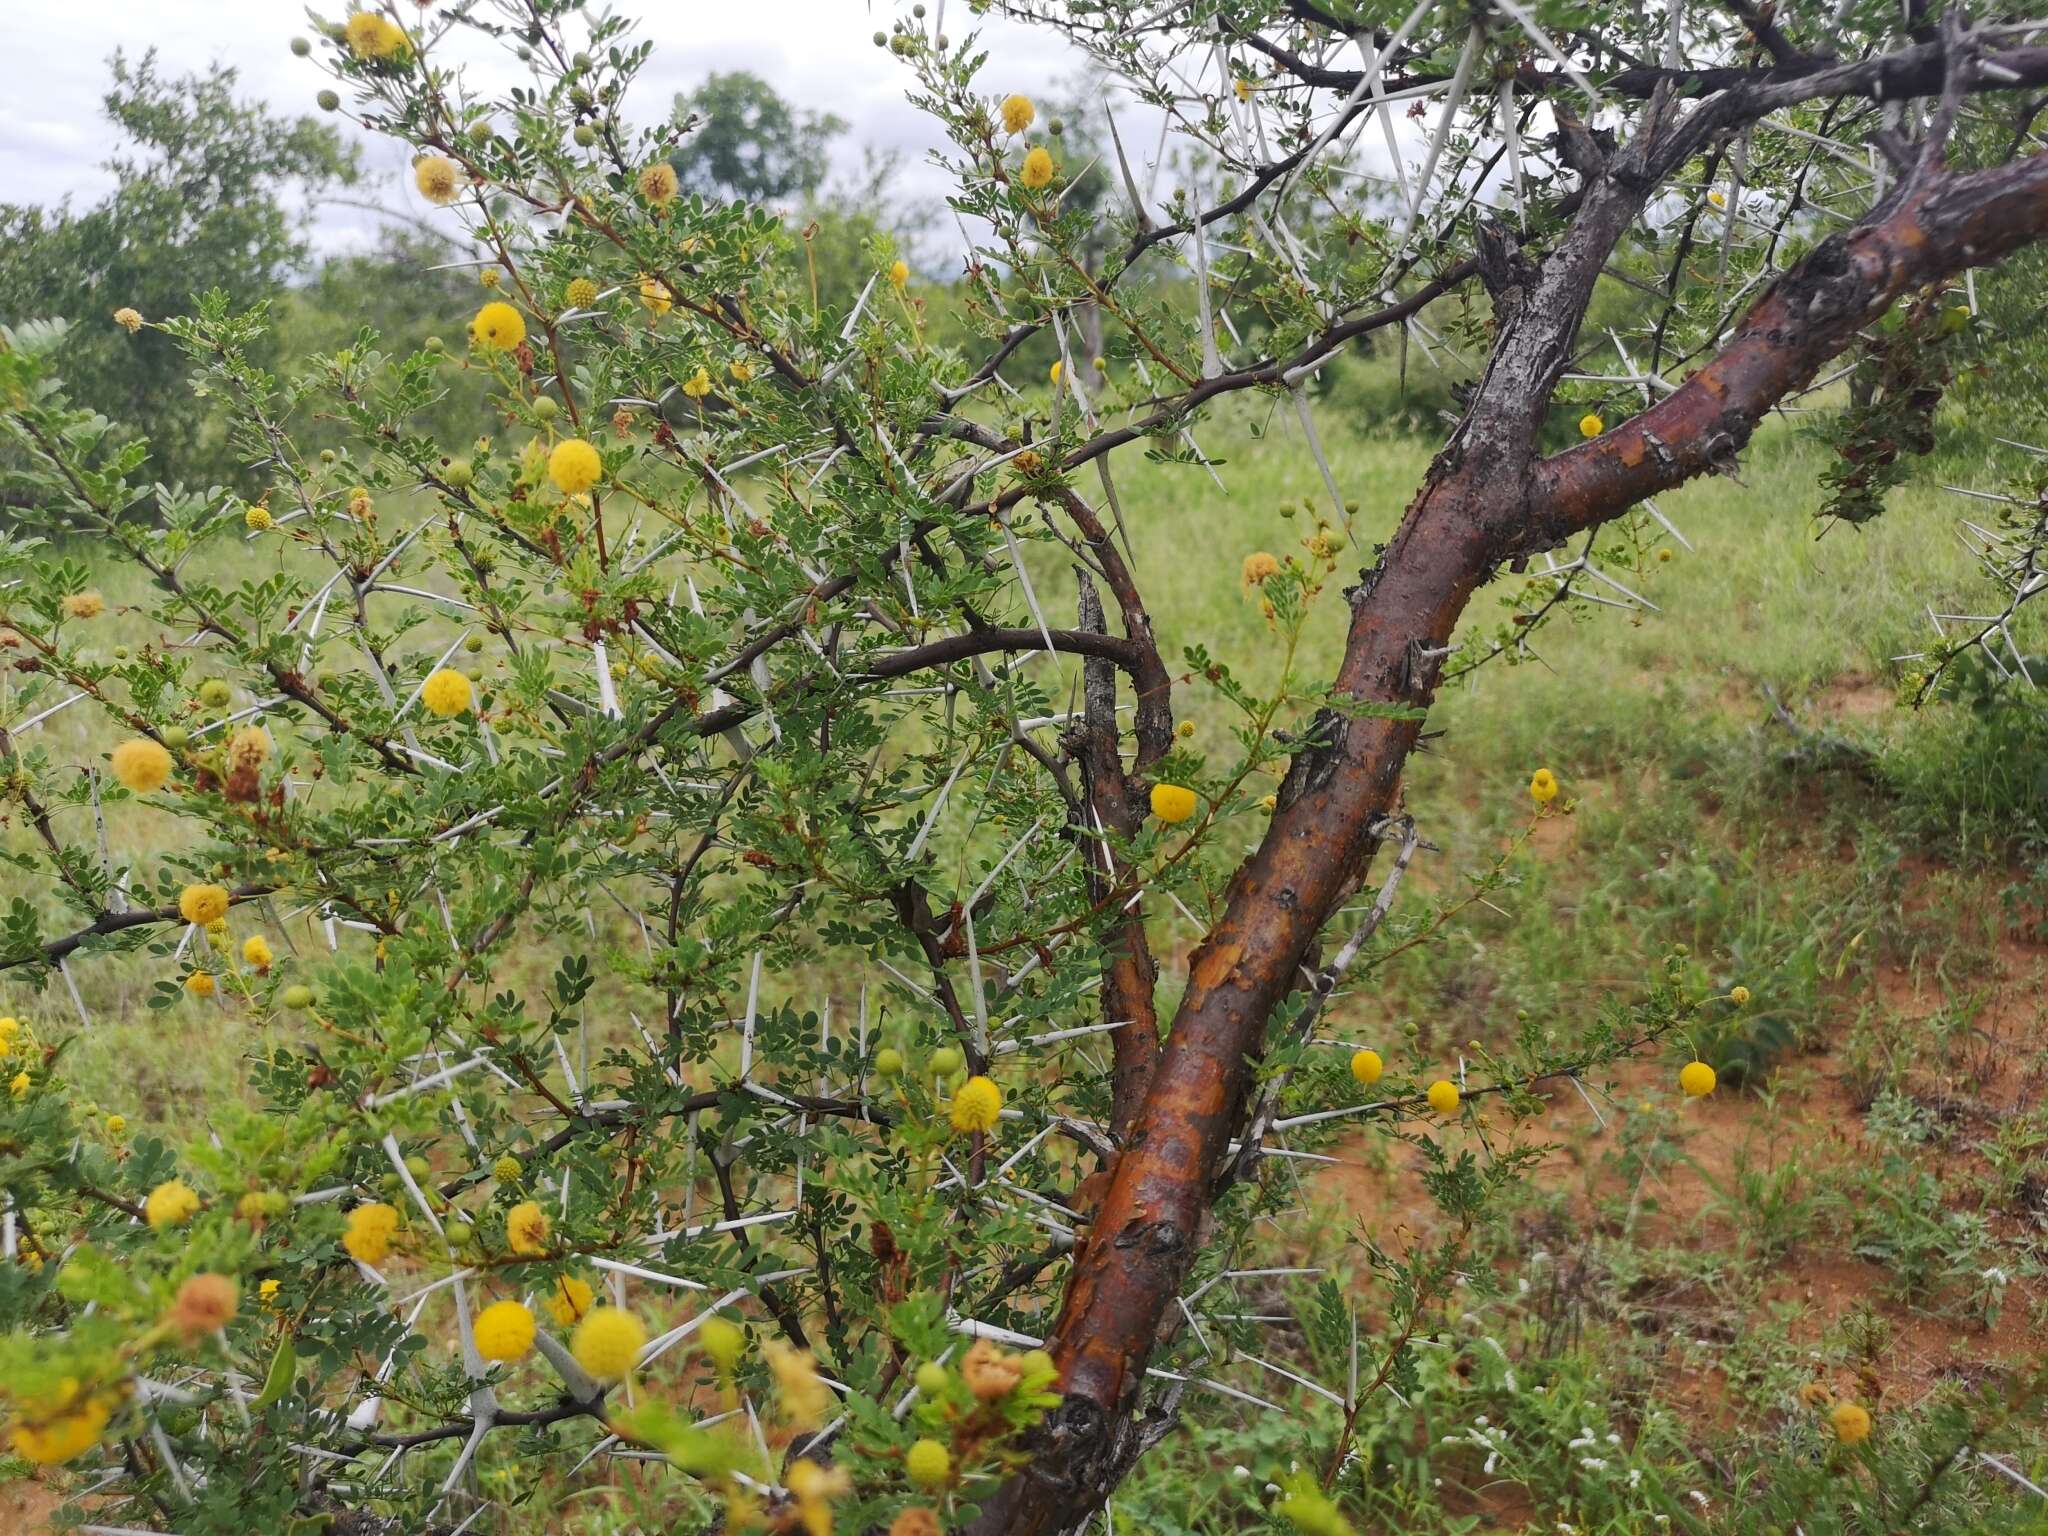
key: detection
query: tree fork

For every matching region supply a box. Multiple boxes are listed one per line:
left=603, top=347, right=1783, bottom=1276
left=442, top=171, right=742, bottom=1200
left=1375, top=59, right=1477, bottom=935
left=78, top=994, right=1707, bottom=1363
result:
left=972, top=143, right=2048, bottom=1536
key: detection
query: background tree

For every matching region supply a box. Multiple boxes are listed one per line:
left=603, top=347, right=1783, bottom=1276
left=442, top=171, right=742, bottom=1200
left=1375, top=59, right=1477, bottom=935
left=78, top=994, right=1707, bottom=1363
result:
left=4, top=3, right=2048, bottom=1535
left=669, top=69, right=847, bottom=204
left=0, top=52, right=357, bottom=486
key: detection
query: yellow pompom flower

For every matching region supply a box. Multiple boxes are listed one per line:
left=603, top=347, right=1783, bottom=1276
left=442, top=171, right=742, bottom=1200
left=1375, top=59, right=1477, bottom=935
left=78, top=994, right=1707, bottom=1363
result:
left=145, top=1179, right=201, bottom=1229
left=113, top=306, right=144, bottom=333
left=889, top=259, right=910, bottom=287
left=544, top=1275, right=596, bottom=1326
left=258, top=1278, right=282, bottom=1310
left=1050, top=359, right=1063, bottom=384
left=1426, top=1079, right=1460, bottom=1115
left=241, top=934, right=274, bottom=970
left=1830, top=1401, right=1872, bottom=1444
left=228, top=725, right=272, bottom=767
left=1528, top=767, right=1559, bottom=804
left=565, top=276, right=600, bottom=309
left=62, top=591, right=105, bottom=620
left=10, top=1388, right=114, bottom=1465
left=681, top=365, right=714, bottom=400
left=906, top=1437, right=952, bottom=1490
left=1000, top=94, right=1035, bottom=134
left=571, top=1306, right=647, bottom=1380
left=1578, top=412, right=1604, bottom=439
left=1242, top=551, right=1280, bottom=587
left=1350, top=1049, right=1383, bottom=1087
left=1730, top=985, right=1751, bottom=1006
left=8, top=1071, right=29, bottom=1099
left=949, top=1075, right=1003, bottom=1134
left=244, top=503, right=273, bottom=530
left=344, top=11, right=407, bottom=60
left=179, top=883, right=231, bottom=926
left=1235, top=76, right=1253, bottom=102
left=639, top=275, right=674, bottom=315
left=471, top=301, right=526, bottom=351
left=343, top=1202, right=400, bottom=1264
left=1150, top=783, right=1198, bottom=824
left=105, top=1114, right=127, bottom=1138
left=548, top=438, right=603, bottom=495
left=110, top=738, right=173, bottom=793
left=700, top=1314, right=745, bottom=1375
left=183, top=970, right=216, bottom=997
left=1679, top=1060, right=1717, bottom=1097
left=638, top=162, right=680, bottom=205
left=474, top=1299, right=537, bottom=1362
left=414, top=155, right=461, bottom=205
left=505, top=1199, right=550, bottom=1256
left=1020, top=145, right=1057, bottom=190
left=0, top=1016, right=17, bottom=1049
left=421, top=667, right=473, bottom=719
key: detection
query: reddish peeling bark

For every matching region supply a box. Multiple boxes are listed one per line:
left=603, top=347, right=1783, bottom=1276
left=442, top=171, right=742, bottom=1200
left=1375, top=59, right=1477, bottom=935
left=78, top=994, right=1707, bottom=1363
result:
left=973, top=144, right=2048, bottom=1534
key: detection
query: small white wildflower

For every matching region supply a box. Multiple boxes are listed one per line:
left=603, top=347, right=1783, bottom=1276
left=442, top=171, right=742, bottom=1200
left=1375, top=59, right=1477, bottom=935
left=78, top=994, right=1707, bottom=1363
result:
left=1231, top=1466, right=1250, bottom=1479
left=1580, top=1456, right=1608, bottom=1471
left=1690, top=1490, right=1711, bottom=1509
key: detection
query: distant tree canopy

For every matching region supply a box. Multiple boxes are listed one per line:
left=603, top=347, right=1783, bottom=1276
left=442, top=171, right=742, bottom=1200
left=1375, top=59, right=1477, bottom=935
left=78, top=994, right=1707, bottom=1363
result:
left=667, top=70, right=846, bottom=204
left=0, top=52, right=357, bottom=484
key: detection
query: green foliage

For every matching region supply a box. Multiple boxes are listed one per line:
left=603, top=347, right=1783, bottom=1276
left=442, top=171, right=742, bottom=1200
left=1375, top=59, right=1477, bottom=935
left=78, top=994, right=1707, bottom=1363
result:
left=0, top=52, right=357, bottom=484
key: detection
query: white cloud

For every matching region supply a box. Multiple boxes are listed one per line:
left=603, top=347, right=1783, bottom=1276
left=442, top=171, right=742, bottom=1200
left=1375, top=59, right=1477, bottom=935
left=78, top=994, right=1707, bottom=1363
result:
left=3, top=1, right=1088, bottom=254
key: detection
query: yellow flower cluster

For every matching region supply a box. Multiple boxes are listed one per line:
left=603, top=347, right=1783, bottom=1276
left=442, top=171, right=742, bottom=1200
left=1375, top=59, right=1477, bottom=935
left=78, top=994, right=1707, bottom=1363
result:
left=1529, top=767, right=1559, bottom=804
left=1149, top=782, right=1198, bottom=823
left=1021, top=145, right=1056, bottom=190
left=345, top=11, right=407, bottom=60
left=112, top=306, right=144, bottom=333
left=505, top=1199, right=550, bottom=1255
left=548, top=437, right=603, bottom=495
left=10, top=1381, right=116, bottom=1465
left=949, top=1074, right=1003, bottom=1134
left=111, top=738, right=172, bottom=793
left=565, top=276, right=599, bottom=309
left=471, top=301, right=526, bottom=351
left=474, top=1299, right=536, bottom=1362
left=545, top=1275, right=596, bottom=1326
left=1000, top=94, right=1035, bottom=134
left=1427, top=1079, right=1460, bottom=1115
left=421, top=667, right=473, bottom=718
left=179, top=884, right=230, bottom=926
left=638, top=162, right=680, bottom=205
left=343, top=1201, right=400, bottom=1264
left=62, top=591, right=105, bottom=620
left=1242, top=551, right=1280, bottom=587
left=145, top=1179, right=201, bottom=1228
left=570, top=1306, right=647, bottom=1380
left=415, top=155, right=462, bottom=205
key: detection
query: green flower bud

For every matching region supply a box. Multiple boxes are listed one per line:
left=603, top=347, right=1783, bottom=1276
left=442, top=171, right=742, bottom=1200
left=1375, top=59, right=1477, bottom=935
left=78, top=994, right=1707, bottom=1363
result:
left=317, top=90, right=341, bottom=113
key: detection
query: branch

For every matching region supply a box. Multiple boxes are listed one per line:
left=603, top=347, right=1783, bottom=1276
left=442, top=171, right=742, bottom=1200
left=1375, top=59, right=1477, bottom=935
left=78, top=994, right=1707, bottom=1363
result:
left=5, top=885, right=280, bottom=973
left=1529, top=150, right=2048, bottom=544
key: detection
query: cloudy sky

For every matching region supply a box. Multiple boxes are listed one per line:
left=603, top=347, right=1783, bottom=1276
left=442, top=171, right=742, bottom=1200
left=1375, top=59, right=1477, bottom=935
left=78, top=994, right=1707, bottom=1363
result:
left=1, top=1, right=1090, bottom=252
